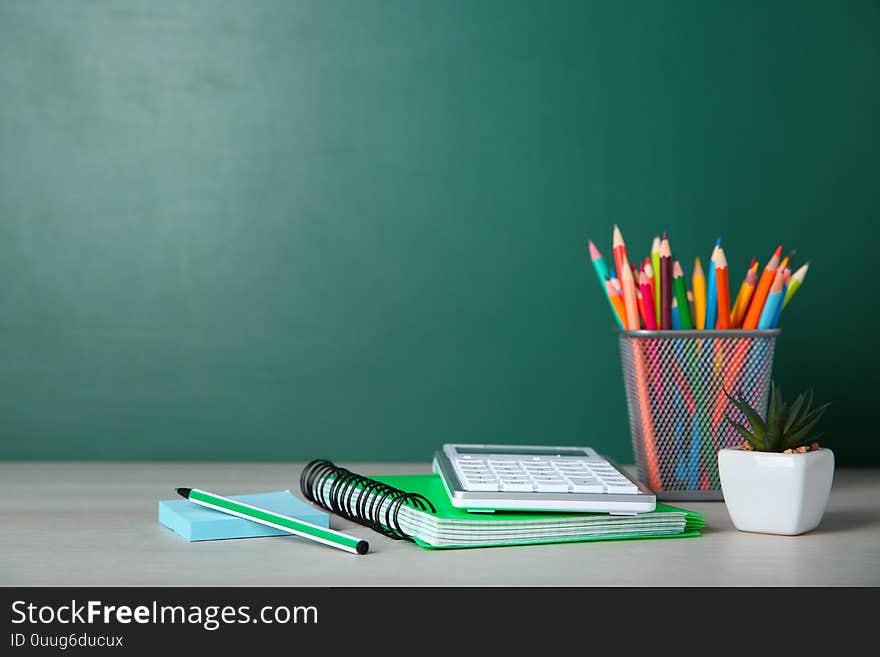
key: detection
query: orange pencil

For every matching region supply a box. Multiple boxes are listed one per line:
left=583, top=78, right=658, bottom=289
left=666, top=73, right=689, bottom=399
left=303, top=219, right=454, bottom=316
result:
left=730, top=260, right=758, bottom=327
left=692, top=257, right=706, bottom=330
left=713, top=246, right=731, bottom=329
left=619, top=255, right=641, bottom=330
left=605, top=280, right=626, bottom=328
left=731, top=266, right=758, bottom=328
left=743, top=245, right=782, bottom=329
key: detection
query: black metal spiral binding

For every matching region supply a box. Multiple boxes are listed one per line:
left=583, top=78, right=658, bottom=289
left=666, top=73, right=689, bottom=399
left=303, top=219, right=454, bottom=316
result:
left=299, top=460, right=436, bottom=541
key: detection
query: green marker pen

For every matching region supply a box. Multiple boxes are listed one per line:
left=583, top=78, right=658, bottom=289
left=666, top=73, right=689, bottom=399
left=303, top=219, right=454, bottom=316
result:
left=177, top=487, right=369, bottom=555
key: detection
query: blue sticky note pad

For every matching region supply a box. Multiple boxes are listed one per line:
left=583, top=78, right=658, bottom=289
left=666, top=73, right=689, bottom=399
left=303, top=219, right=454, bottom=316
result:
left=158, top=490, right=329, bottom=541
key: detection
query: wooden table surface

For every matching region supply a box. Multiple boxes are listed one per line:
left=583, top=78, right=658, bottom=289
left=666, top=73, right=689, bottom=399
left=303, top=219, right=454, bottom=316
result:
left=1, top=462, right=877, bottom=586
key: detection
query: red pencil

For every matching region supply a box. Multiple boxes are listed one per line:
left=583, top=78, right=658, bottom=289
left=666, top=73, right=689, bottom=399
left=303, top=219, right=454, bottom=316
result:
left=639, top=269, right=658, bottom=330
left=713, top=246, right=731, bottom=329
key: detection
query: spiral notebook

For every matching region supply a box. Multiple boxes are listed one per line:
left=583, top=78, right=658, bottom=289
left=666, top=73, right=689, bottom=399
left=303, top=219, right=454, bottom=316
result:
left=300, top=461, right=704, bottom=549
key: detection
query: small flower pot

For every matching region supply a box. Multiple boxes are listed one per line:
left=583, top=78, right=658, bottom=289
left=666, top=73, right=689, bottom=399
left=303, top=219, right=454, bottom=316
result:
left=717, top=447, right=834, bottom=535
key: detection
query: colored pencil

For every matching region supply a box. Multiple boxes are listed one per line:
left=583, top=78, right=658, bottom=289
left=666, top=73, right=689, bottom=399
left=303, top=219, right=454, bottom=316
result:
left=609, top=268, right=622, bottom=295
left=692, top=257, right=706, bottom=330
left=605, top=279, right=626, bottom=328
left=612, top=225, right=628, bottom=289
left=771, top=268, right=789, bottom=328
left=177, top=487, right=368, bottom=554
left=758, top=268, right=785, bottom=329
left=588, top=240, right=610, bottom=282
left=743, top=245, right=782, bottom=329
left=644, top=259, right=656, bottom=322
left=687, top=290, right=695, bottom=323
left=713, top=246, right=731, bottom=329
left=636, top=268, right=647, bottom=327
left=672, top=261, right=693, bottom=330
left=639, top=269, right=658, bottom=330
left=588, top=240, right=624, bottom=329
left=651, top=236, right=662, bottom=327
left=704, top=238, right=721, bottom=330
left=671, top=297, right=681, bottom=329
left=782, top=262, right=809, bottom=309
left=619, top=254, right=641, bottom=330
left=730, top=260, right=758, bottom=328
left=659, top=232, right=673, bottom=330
left=779, top=249, right=796, bottom=271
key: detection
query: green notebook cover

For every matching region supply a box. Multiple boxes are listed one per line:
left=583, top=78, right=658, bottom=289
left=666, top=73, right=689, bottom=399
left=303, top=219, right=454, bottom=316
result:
left=370, top=474, right=705, bottom=549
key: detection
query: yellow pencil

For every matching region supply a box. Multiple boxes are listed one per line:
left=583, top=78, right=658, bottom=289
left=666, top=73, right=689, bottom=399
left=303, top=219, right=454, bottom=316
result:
left=692, top=257, right=706, bottom=330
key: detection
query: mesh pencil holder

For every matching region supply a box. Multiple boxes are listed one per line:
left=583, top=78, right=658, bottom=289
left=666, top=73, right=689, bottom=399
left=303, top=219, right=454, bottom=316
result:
left=618, top=329, right=780, bottom=500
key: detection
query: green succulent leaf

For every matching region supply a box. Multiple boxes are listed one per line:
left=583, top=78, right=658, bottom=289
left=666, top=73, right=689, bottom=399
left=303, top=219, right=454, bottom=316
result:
left=784, top=404, right=831, bottom=448
left=788, top=401, right=831, bottom=436
left=784, top=391, right=807, bottom=435
left=723, top=387, right=767, bottom=436
left=782, top=414, right=825, bottom=449
left=769, top=385, right=789, bottom=452
left=725, top=415, right=759, bottom=448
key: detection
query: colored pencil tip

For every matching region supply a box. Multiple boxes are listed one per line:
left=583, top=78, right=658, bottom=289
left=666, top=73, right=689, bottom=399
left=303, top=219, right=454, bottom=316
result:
left=715, top=236, right=722, bottom=247
left=176, top=487, right=192, bottom=498
left=662, top=230, right=668, bottom=240
left=749, top=257, right=756, bottom=267
left=773, top=245, right=783, bottom=257
left=673, top=261, right=684, bottom=277
left=609, top=268, right=617, bottom=278
left=588, top=240, right=601, bottom=260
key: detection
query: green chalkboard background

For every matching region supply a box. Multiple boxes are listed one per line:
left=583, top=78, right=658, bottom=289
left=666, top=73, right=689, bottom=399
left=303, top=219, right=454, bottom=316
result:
left=0, top=1, right=877, bottom=464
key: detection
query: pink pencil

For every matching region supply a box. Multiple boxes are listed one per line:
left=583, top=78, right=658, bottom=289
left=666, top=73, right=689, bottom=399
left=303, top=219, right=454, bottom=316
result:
left=639, top=269, right=658, bottom=330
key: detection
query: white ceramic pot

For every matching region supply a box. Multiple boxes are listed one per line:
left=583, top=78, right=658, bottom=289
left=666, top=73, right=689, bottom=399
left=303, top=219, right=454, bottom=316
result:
left=717, top=447, right=834, bottom=535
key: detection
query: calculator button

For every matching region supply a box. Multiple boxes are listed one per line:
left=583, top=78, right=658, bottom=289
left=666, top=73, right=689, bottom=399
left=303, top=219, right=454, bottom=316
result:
left=604, top=483, right=639, bottom=494
left=463, top=480, right=501, bottom=492
left=534, top=480, right=570, bottom=493
left=568, top=479, right=606, bottom=493
left=499, top=480, right=534, bottom=492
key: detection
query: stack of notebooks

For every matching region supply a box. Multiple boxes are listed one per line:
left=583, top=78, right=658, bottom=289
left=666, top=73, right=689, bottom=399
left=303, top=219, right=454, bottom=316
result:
left=160, top=463, right=704, bottom=549
left=299, top=464, right=704, bottom=549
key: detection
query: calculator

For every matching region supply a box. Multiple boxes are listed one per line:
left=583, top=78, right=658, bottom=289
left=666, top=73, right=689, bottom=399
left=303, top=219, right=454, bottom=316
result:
left=433, top=444, right=656, bottom=514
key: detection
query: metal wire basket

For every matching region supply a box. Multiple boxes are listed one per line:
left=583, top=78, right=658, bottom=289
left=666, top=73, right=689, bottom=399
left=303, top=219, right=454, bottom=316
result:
left=618, top=329, right=780, bottom=500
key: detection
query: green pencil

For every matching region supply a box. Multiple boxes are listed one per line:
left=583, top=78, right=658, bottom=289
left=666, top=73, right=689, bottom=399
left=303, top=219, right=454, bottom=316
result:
left=782, top=262, right=808, bottom=309
left=672, top=261, right=693, bottom=329
left=651, top=236, right=662, bottom=326
left=177, top=487, right=369, bottom=555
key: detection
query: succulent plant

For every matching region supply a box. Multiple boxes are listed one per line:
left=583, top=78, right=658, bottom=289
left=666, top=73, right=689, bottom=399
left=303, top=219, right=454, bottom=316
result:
left=723, top=382, right=830, bottom=453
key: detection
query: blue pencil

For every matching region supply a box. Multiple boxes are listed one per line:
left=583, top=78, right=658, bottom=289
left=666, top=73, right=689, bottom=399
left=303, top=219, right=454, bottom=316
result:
left=704, top=237, right=721, bottom=329
left=771, top=283, right=787, bottom=328
left=671, top=297, right=682, bottom=329
left=759, top=270, right=785, bottom=329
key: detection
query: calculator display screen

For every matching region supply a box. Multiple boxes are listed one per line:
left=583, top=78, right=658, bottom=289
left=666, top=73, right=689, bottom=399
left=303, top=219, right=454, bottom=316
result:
left=455, top=446, right=589, bottom=457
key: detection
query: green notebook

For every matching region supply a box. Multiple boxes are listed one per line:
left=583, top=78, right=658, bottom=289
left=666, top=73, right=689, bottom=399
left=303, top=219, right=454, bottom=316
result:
left=301, top=465, right=704, bottom=549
